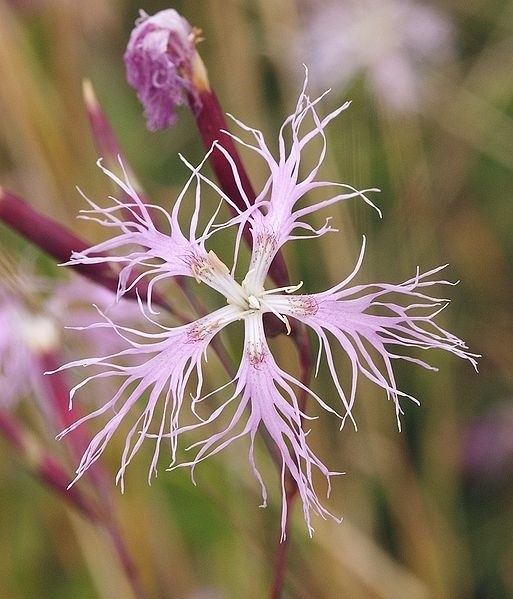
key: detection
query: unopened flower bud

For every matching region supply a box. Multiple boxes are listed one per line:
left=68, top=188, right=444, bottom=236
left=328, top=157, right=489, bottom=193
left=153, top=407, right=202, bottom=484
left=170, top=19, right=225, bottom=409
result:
left=124, top=9, right=206, bottom=131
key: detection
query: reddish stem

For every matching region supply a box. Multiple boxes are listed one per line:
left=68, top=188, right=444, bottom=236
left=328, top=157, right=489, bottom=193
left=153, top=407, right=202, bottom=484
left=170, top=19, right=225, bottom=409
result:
left=83, top=80, right=160, bottom=226
left=270, top=322, right=313, bottom=598
left=270, top=486, right=296, bottom=599
left=37, top=351, right=146, bottom=599
left=0, top=407, right=146, bottom=598
left=0, top=410, right=99, bottom=521
left=0, top=189, right=185, bottom=319
left=83, top=79, right=126, bottom=163
left=193, top=88, right=290, bottom=287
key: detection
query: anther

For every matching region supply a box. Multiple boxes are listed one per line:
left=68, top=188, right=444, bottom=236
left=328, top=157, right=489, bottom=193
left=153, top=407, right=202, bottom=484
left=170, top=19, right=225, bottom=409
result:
left=247, top=295, right=261, bottom=310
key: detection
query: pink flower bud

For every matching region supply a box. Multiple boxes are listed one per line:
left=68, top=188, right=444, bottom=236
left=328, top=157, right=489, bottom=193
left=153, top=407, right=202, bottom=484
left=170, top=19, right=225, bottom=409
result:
left=124, top=9, right=202, bottom=131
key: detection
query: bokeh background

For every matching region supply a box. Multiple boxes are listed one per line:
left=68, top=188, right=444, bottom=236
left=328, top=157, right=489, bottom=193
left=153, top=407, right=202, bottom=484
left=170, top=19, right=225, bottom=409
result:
left=0, top=1, right=512, bottom=597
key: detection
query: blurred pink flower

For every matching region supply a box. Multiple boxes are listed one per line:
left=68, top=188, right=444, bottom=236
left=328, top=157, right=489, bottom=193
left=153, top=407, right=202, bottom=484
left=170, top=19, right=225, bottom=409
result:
left=124, top=9, right=201, bottom=130
left=0, top=271, right=138, bottom=409
left=462, top=403, right=513, bottom=480
left=58, top=77, right=477, bottom=537
left=0, top=284, right=59, bottom=409
left=295, top=0, right=454, bottom=111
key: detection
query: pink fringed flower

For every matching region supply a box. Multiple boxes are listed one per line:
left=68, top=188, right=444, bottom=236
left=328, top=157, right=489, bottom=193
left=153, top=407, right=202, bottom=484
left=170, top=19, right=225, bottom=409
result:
left=58, top=78, right=477, bottom=537
left=124, top=9, right=202, bottom=130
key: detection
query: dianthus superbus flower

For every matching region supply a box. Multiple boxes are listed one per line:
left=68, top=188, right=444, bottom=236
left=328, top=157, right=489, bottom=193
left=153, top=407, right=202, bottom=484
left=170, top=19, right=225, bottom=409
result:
left=57, top=78, right=477, bottom=537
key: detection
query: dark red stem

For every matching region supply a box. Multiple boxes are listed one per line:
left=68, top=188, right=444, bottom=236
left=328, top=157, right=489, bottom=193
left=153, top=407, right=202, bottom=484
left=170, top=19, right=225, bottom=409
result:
left=84, top=80, right=126, bottom=162
left=193, top=88, right=290, bottom=287
left=270, top=322, right=313, bottom=598
left=0, top=409, right=99, bottom=521
left=0, top=189, right=184, bottom=319
left=37, top=351, right=146, bottom=599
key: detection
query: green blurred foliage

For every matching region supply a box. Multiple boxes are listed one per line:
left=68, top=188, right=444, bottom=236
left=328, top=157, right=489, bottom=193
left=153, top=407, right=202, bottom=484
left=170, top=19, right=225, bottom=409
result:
left=0, top=1, right=512, bottom=597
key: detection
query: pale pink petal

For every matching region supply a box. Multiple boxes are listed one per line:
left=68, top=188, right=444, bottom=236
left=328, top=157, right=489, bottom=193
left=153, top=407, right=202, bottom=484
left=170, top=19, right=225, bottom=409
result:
left=69, top=157, right=245, bottom=305
left=54, top=305, right=239, bottom=489
left=225, top=73, right=380, bottom=291
left=268, top=240, right=479, bottom=429
left=170, top=313, right=343, bottom=538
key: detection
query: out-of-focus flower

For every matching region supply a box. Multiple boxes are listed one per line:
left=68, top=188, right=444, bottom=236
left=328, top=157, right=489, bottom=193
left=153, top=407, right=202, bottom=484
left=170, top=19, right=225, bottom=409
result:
left=0, top=282, right=60, bottom=409
left=57, top=77, right=477, bottom=537
left=124, top=9, right=204, bottom=130
left=0, top=261, right=138, bottom=409
left=461, top=403, right=513, bottom=480
left=294, top=0, right=454, bottom=111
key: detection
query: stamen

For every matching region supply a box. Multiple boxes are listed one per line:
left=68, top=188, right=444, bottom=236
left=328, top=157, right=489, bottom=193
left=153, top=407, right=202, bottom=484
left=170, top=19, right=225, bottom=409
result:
left=207, top=250, right=230, bottom=275
left=247, top=295, right=261, bottom=310
left=262, top=302, right=292, bottom=335
left=263, top=280, right=304, bottom=296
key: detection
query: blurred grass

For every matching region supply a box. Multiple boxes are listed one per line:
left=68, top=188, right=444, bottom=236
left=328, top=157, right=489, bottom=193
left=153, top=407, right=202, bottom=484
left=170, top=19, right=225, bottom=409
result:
left=0, top=0, right=512, bottom=597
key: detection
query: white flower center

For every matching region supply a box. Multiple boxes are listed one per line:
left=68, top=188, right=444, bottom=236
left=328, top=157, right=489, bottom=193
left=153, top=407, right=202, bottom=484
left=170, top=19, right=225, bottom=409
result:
left=193, top=249, right=304, bottom=329
left=247, top=294, right=261, bottom=310
left=12, top=308, right=60, bottom=354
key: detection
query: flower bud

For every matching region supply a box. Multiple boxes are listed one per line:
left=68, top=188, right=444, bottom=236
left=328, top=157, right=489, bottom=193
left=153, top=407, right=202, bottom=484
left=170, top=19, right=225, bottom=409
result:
left=124, top=9, right=205, bottom=131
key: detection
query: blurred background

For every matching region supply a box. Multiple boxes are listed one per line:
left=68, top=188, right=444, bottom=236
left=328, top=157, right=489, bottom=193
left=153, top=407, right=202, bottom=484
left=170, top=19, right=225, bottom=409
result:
left=0, top=0, right=512, bottom=597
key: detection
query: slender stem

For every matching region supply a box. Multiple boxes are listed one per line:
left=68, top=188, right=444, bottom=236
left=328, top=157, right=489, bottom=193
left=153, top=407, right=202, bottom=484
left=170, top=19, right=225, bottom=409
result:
left=0, top=188, right=185, bottom=319
left=83, top=79, right=127, bottom=168
left=0, top=409, right=100, bottom=521
left=0, top=408, right=146, bottom=598
left=106, top=523, right=146, bottom=599
left=83, top=80, right=160, bottom=226
left=38, top=351, right=146, bottom=599
left=192, top=87, right=290, bottom=288
left=270, top=322, right=313, bottom=598
left=270, top=486, right=295, bottom=599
